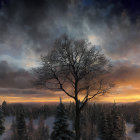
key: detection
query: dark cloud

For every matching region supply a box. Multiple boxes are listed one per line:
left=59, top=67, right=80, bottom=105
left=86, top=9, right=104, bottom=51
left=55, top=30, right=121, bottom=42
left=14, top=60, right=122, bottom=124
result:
left=0, top=88, right=58, bottom=98
left=0, top=0, right=140, bottom=96
left=0, top=61, right=33, bottom=88
left=0, top=0, right=139, bottom=57
left=111, top=62, right=140, bottom=86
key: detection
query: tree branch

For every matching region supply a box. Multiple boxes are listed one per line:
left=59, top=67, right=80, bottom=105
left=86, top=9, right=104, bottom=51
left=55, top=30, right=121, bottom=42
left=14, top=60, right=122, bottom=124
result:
left=50, top=66, right=75, bottom=99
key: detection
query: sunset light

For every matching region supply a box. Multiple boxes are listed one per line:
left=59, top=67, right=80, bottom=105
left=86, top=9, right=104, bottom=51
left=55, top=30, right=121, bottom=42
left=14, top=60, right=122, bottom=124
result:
left=0, top=0, right=140, bottom=139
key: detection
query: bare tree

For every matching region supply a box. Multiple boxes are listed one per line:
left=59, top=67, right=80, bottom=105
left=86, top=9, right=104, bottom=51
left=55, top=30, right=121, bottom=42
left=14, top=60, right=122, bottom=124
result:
left=34, top=35, right=113, bottom=140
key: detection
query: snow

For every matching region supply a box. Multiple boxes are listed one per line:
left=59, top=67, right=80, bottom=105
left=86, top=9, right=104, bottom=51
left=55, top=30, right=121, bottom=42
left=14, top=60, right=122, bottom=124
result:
left=0, top=116, right=15, bottom=140
left=126, top=123, right=140, bottom=140
left=95, top=123, right=140, bottom=140
left=30, top=116, right=55, bottom=133
left=0, top=116, right=71, bottom=140
left=1, top=116, right=140, bottom=140
left=45, top=116, right=55, bottom=133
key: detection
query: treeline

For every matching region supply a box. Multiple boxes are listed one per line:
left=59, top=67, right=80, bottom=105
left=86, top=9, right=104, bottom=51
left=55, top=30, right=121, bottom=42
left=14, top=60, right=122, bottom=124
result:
left=1, top=101, right=56, bottom=119
left=67, top=102, right=140, bottom=140
left=11, top=110, right=49, bottom=140
left=0, top=101, right=73, bottom=140
left=1, top=101, right=140, bottom=139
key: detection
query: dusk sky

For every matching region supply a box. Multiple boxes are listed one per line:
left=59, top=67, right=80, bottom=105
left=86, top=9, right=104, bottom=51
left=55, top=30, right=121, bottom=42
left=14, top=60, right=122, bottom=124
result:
left=0, top=0, right=140, bottom=103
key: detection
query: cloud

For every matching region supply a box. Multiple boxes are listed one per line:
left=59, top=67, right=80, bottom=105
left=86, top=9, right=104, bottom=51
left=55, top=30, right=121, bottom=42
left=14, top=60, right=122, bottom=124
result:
left=0, top=61, right=33, bottom=88
left=111, top=61, right=140, bottom=87
left=0, top=0, right=139, bottom=58
left=0, top=0, right=140, bottom=102
left=0, top=87, right=60, bottom=97
left=0, top=87, right=70, bottom=103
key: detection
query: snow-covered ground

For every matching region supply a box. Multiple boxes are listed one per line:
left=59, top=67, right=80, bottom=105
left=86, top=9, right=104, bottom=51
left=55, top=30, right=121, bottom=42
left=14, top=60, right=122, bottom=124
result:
left=126, top=123, right=140, bottom=140
left=32, top=116, right=55, bottom=133
left=96, top=123, right=140, bottom=140
left=1, top=117, right=140, bottom=140
left=0, top=116, right=14, bottom=140
left=0, top=116, right=72, bottom=140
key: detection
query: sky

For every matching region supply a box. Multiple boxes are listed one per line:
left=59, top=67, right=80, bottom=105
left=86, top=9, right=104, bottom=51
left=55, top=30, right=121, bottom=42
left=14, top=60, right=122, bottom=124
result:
left=0, top=0, right=140, bottom=103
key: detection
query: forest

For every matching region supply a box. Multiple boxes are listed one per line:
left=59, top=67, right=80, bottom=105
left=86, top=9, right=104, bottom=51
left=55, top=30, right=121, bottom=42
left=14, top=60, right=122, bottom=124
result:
left=0, top=0, right=140, bottom=140
left=0, top=100, right=140, bottom=140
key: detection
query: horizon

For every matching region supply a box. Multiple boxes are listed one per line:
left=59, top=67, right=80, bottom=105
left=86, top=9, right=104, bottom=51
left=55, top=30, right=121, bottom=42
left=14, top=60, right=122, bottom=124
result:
left=1, top=99, right=140, bottom=105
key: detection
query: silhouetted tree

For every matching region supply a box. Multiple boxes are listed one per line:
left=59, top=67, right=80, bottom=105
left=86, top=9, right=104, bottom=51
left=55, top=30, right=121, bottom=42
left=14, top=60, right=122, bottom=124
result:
left=134, top=109, right=140, bottom=133
left=51, top=99, right=73, bottom=140
left=80, top=104, right=98, bottom=140
left=0, top=106, right=5, bottom=135
left=35, top=35, right=113, bottom=140
left=110, top=104, right=126, bottom=139
left=36, top=116, right=49, bottom=140
left=16, top=110, right=28, bottom=140
left=11, top=120, right=18, bottom=140
left=2, top=100, right=8, bottom=116
left=98, top=111, right=108, bottom=140
left=27, top=117, right=34, bottom=140
left=120, top=114, right=126, bottom=137
left=98, top=104, right=126, bottom=140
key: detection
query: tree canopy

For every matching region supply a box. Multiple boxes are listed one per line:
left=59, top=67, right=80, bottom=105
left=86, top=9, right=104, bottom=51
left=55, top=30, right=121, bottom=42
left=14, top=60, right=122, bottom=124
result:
left=34, top=34, right=113, bottom=140
left=35, top=35, right=113, bottom=106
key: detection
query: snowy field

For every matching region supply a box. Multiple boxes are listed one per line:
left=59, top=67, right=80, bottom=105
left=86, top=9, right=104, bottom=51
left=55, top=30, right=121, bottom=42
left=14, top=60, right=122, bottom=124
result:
left=0, top=116, right=55, bottom=140
left=0, top=116, right=14, bottom=140
left=0, top=116, right=140, bottom=140
left=126, top=123, right=140, bottom=140
left=0, top=116, right=72, bottom=140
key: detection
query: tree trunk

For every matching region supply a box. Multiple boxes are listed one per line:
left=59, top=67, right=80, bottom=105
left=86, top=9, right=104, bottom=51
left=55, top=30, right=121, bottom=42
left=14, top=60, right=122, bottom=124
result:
left=75, top=100, right=80, bottom=140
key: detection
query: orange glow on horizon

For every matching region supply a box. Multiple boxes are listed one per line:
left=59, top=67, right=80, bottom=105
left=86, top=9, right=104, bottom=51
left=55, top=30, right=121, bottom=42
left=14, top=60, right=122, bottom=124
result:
left=0, top=96, right=74, bottom=104
left=1, top=84, right=140, bottom=104
left=1, top=92, right=140, bottom=104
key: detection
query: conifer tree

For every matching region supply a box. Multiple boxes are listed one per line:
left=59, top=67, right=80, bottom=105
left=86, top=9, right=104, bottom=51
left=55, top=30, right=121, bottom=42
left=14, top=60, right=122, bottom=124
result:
left=27, top=117, right=34, bottom=140
left=37, top=116, right=49, bottom=140
left=2, top=101, right=8, bottom=116
left=0, top=105, right=5, bottom=135
left=98, top=111, right=108, bottom=140
left=98, top=104, right=126, bottom=140
left=16, top=109, right=28, bottom=140
left=51, top=98, right=74, bottom=140
left=134, top=109, right=140, bottom=133
left=11, top=120, right=18, bottom=140
left=120, top=114, right=126, bottom=137
left=109, top=104, right=126, bottom=140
